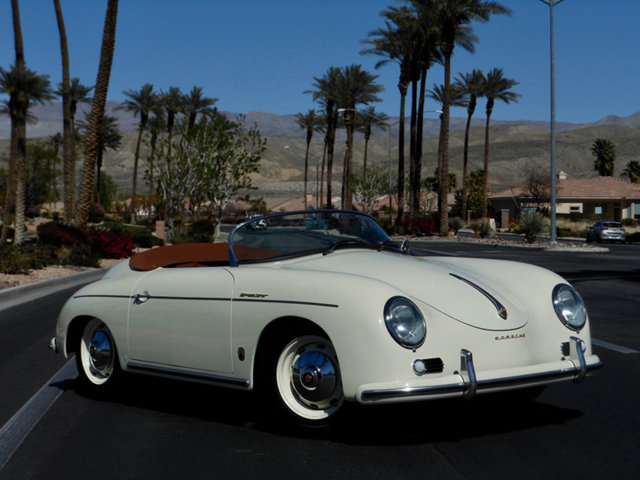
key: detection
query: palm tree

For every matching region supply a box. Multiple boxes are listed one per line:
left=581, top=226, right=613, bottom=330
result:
left=356, top=107, right=388, bottom=179
left=480, top=67, right=520, bottom=217
left=56, top=77, right=93, bottom=220
left=76, top=0, right=118, bottom=228
left=78, top=113, right=122, bottom=205
left=0, top=65, right=53, bottom=244
left=428, top=82, right=466, bottom=216
left=403, top=1, right=442, bottom=217
left=361, top=13, right=417, bottom=224
left=455, top=69, right=485, bottom=218
left=296, top=109, right=323, bottom=209
left=335, top=64, right=383, bottom=210
left=185, top=86, right=217, bottom=130
left=621, top=160, right=640, bottom=184
left=435, top=0, right=511, bottom=236
left=121, top=83, right=160, bottom=222
left=145, top=114, right=165, bottom=215
left=591, top=138, right=616, bottom=177
left=307, top=67, right=341, bottom=208
left=161, top=86, right=184, bottom=136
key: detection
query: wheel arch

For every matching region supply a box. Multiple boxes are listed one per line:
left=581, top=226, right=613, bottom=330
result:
left=65, top=315, right=96, bottom=355
left=253, top=316, right=329, bottom=387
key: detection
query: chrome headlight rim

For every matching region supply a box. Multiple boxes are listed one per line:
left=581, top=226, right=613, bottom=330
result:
left=384, top=296, right=426, bottom=349
left=552, top=283, right=587, bottom=332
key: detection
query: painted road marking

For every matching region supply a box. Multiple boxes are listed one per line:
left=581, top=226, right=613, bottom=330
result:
left=592, top=338, right=639, bottom=354
left=0, top=360, right=77, bottom=472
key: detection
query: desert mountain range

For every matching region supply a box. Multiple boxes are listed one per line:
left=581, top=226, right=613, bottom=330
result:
left=2, top=101, right=640, bottom=197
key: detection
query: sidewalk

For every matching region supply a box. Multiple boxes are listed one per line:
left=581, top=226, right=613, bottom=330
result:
left=0, top=268, right=107, bottom=313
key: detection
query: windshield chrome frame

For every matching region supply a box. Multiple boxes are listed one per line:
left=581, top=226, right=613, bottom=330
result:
left=227, top=209, right=389, bottom=267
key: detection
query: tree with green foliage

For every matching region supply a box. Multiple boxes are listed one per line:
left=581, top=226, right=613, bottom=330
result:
left=296, top=109, right=323, bottom=209
left=356, top=107, right=388, bottom=180
left=433, top=0, right=511, bottom=236
left=480, top=67, right=520, bottom=217
left=454, top=168, right=484, bottom=217
left=591, top=138, right=616, bottom=176
left=154, top=114, right=265, bottom=234
left=78, top=113, right=122, bottom=206
left=621, top=160, right=640, bottom=184
left=335, top=64, right=383, bottom=210
left=185, top=86, right=217, bottom=131
left=455, top=69, right=485, bottom=216
left=121, top=83, right=160, bottom=222
left=351, top=164, right=388, bottom=214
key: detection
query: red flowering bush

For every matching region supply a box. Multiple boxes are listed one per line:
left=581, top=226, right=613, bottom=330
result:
left=89, top=229, right=135, bottom=259
left=403, top=216, right=437, bottom=236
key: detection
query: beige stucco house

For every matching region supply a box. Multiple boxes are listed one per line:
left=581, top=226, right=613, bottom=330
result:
left=490, top=172, right=640, bottom=222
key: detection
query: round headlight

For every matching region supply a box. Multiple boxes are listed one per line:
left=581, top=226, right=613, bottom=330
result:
left=552, top=284, right=587, bottom=331
left=384, top=297, right=426, bottom=349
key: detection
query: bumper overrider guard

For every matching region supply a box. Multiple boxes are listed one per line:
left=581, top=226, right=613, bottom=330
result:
left=360, top=337, right=602, bottom=402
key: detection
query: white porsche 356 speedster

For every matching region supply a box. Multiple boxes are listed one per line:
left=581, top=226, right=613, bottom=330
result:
left=51, top=210, right=601, bottom=426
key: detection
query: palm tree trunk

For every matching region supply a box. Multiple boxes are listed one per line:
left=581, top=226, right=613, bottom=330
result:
left=320, top=139, right=327, bottom=206
left=362, top=136, right=369, bottom=180
left=461, top=103, right=474, bottom=217
left=1, top=126, right=17, bottom=243
left=438, top=54, right=452, bottom=237
left=131, top=124, right=144, bottom=223
left=303, top=130, right=311, bottom=209
left=482, top=103, right=493, bottom=218
left=54, top=0, right=75, bottom=224
left=11, top=0, right=27, bottom=244
left=413, top=66, right=428, bottom=216
left=325, top=107, right=336, bottom=209
left=396, top=85, right=407, bottom=226
left=344, top=113, right=354, bottom=210
left=408, top=79, right=418, bottom=217
left=76, top=0, right=118, bottom=229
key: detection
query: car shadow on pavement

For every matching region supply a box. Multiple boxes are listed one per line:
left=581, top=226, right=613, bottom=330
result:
left=68, top=373, right=582, bottom=445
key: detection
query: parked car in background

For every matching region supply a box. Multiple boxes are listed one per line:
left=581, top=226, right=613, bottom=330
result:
left=52, top=210, right=602, bottom=427
left=586, top=221, right=626, bottom=243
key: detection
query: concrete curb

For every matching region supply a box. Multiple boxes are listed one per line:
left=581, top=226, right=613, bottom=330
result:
left=0, top=268, right=108, bottom=312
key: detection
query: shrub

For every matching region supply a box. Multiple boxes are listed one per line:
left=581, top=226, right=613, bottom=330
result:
left=57, top=244, right=101, bottom=268
left=0, top=244, right=56, bottom=274
left=448, top=217, right=465, bottom=234
left=469, top=218, right=494, bottom=239
left=403, top=216, right=437, bottom=236
left=88, top=202, right=106, bottom=223
left=519, top=212, right=548, bottom=243
left=37, top=221, right=88, bottom=247
left=88, top=229, right=135, bottom=259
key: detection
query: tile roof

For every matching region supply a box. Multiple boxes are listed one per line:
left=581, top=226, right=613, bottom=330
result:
left=490, top=176, right=640, bottom=200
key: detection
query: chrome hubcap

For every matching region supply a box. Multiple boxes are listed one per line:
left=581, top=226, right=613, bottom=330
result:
left=88, top=328, right=113, bottom=378
left=291, top=348, right=338, bottom=406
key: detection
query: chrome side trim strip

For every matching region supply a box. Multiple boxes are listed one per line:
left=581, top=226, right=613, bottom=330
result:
left=360, top=361, right=603, bottom=402
left=127, top=362, right=250, bottom=388
left=450, top=273, right=508, bottom=319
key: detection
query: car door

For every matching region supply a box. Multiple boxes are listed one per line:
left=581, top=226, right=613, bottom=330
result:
left=127, top=266, right=234, bottom=373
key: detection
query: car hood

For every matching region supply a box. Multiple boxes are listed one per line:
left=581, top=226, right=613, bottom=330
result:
left=283, top=250, right=546, bottom=331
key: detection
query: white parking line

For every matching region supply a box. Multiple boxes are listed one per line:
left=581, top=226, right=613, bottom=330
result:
left=592, top=338, right=639, bottom=354
left=0, top=360, right=77, bottom=472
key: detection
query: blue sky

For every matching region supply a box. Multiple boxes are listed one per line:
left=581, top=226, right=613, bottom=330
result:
left=1, top=0, right=638, bottom=124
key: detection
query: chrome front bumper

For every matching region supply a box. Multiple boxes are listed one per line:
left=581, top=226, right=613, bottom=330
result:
left=360, top=337, right=602, bottom=403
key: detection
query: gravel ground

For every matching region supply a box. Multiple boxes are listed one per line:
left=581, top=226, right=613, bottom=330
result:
left=0, top=258, right=122, bottom=290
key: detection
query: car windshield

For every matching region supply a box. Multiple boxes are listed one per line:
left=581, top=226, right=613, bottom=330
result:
left=228, top=210, right=391, bottom=265
left=602, top=222, right=622, bottom=228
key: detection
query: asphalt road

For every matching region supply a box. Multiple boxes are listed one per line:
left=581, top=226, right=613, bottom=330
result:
left=1, top=243, right=639, bottom=479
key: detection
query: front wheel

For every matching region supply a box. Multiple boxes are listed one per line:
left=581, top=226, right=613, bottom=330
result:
left=268, top=334, right=344, bottom=426
left=76, top=318, right=120, bottom=392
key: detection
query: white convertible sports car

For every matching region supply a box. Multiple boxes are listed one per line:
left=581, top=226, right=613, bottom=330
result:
left=51, top=210, right=601, bottom=426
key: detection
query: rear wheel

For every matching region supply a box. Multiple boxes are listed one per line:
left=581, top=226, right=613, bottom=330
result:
left=266, top=333, right=344, bottom=426
left=76, top=318, right=119, bottom=392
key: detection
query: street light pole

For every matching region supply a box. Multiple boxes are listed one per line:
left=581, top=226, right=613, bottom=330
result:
left=540, top=0, right=564, bottom=243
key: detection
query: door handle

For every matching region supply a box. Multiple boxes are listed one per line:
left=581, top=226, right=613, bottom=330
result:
left=133, top=292, right=151, bottom=304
